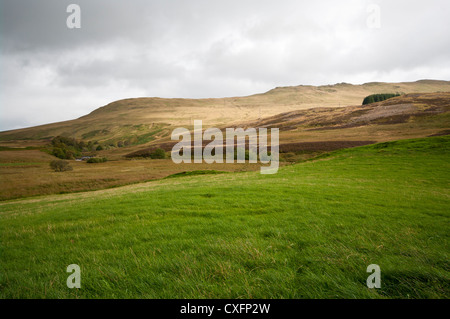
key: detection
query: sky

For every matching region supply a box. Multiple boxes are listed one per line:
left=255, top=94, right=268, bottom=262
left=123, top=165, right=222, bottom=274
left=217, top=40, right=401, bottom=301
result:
left=1, top=0, right=449, bottom=131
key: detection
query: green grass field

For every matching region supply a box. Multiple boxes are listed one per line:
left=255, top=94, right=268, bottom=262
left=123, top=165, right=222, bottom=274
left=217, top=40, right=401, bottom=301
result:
left=0, top=136, right=449, bottom=298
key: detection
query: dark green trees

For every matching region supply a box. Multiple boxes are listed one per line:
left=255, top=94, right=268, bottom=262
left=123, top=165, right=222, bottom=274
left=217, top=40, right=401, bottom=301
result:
left=362, top=93, right=401, bottom=105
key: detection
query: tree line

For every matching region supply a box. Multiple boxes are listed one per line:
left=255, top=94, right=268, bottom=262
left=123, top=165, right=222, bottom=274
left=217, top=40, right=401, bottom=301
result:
left=362, top=93, right=401, bottom=105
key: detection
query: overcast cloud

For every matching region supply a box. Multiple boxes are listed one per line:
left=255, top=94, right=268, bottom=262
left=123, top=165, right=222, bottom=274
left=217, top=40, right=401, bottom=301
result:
left=1, top=0, right=449, bottom=131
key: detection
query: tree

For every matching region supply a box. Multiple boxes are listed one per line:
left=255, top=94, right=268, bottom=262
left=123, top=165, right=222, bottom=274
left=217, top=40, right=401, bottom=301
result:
left=50, top=160, right=73, bottom=172
left=51, top=136, right=83, bottom=159
left=362, top=93, right=401, bottom=105
left=52, top=147, right=66, bottom=159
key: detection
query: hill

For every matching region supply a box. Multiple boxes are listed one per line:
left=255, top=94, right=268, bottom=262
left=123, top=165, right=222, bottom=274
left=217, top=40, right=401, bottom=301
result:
left=0, top=80, right=449, bottom=148
left=125, top=92, right=450, bottom=157
left=1, top=90, right=448, bottom=200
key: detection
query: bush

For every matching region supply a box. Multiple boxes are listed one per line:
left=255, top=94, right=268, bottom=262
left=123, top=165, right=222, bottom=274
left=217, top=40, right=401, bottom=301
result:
left=125, top=147, right=167, bottom=159
left=150, top=148, right=166, bottom=159
left=51, top=136, right=83, bottom=159
left=86, top=157, right=107, bottom=163
left=52, top=147, right=66, bottom=159
left=50, top=160, right=73, bottom=172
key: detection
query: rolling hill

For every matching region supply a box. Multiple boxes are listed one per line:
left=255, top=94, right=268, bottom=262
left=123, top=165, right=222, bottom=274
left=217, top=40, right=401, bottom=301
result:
left=1, top=81, right=448, bottom=299
left=0, top=80, right=449, bottom=200
left=0, top=80, right=449, bottom=149
left=123, top=91, right=450, bottom=159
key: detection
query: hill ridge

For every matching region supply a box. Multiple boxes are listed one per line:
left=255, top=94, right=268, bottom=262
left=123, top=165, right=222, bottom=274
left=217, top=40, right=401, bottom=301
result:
left=0, top=80, right=449, bottom=148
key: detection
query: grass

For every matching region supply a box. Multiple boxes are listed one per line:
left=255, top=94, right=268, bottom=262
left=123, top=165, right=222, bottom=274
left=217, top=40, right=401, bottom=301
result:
left=165, top=170, right=228, bottom=179
left=0, top=150, right=264, bottom=201
left=0, top=146, right=39, bottom=151
left=0, top=162, right=43, bottom=167
left=135, top=129, right=164, bottom=145
left=0, top=136, right=449, bottom=298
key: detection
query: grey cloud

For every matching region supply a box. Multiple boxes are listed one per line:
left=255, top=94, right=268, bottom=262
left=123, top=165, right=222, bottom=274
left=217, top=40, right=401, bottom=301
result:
left=1, top=0, right=450, bottom=130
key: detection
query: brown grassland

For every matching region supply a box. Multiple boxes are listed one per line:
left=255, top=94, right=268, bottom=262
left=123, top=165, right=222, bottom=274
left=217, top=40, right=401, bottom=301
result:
left=0, top=150, right=265, bottom=201
left=0, top=81, right=449, bottom=201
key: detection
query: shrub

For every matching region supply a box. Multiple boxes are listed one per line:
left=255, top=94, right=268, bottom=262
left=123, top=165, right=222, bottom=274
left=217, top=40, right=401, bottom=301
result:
left=52, top=147, right=66, bottom=159
left=150, top=148, right=166, bottom=159
left=51, top=136, right=83, bottom=159
left=86, top=157, right=107, bottom=163
left=50, top=160, right=73, bottom=172
left=125, top=147, right=167, bottom=159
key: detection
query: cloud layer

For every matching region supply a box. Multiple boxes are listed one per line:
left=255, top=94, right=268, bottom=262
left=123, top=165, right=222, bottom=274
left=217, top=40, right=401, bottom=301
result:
left=1, top=0, right=450, bottom=130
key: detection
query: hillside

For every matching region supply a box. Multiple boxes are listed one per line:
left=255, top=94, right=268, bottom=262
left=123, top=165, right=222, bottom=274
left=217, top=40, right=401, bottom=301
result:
left=124, top=92, right=450, bottom=157
left=0, top=80, right=449, bottom=148
left=1, top=90, right=449, bottom=200
left=243, top=92, right=450, bottom=133
left=1, top=136, right=448, bottom=298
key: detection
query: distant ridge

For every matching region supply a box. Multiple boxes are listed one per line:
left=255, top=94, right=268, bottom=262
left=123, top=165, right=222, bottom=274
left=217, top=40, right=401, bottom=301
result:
left=0, top=80, right=449, bottom=144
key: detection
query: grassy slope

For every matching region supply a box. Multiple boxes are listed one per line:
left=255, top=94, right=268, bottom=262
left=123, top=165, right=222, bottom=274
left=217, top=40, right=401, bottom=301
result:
left=1, top=80, right=449, bottom=144
left=0, top=155, right=264, bottom=201
left=0, top=136, right=449, bottom=298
